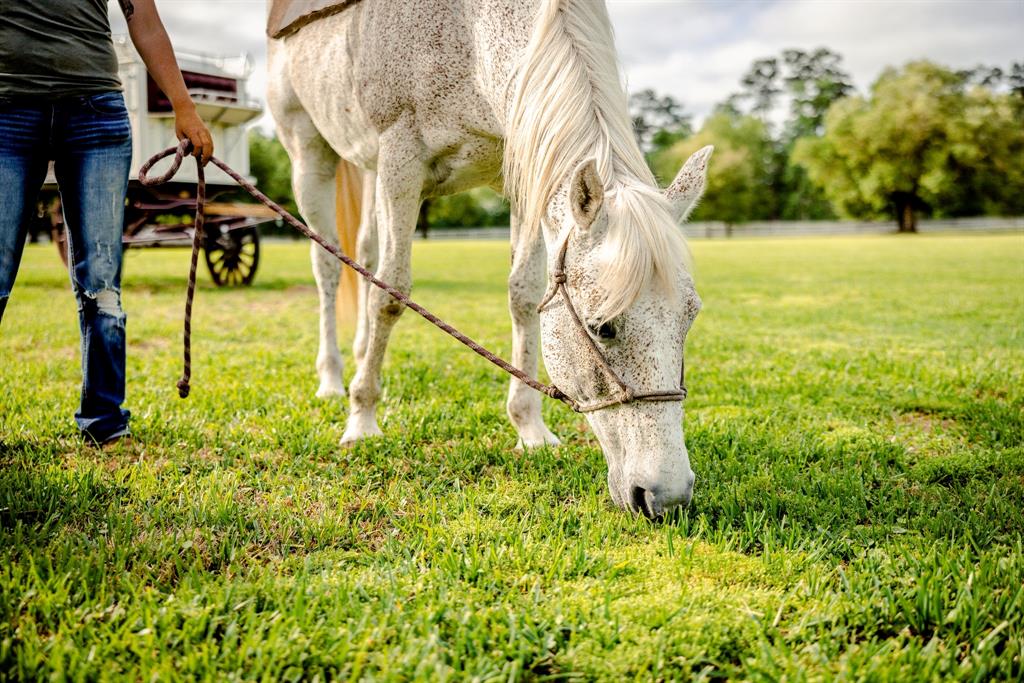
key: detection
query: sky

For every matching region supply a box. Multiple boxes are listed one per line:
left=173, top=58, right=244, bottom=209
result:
left=112, top=0, right=1024, bottom=130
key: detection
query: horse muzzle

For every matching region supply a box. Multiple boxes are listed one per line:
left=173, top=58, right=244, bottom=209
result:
left=625, top=470, right=695, bottom=519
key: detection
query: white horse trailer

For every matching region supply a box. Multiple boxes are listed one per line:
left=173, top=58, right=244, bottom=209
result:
left=41, top=38, right=273, bottom=286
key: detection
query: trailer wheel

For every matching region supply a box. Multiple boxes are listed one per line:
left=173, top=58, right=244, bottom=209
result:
left=204, top=225, right=259, bottom=287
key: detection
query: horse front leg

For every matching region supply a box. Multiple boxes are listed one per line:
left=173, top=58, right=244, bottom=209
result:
left=507, top=217, right=560, bottom=448
left=277, top=128, right=345, bottom=398
left=353, top=170, right=378, bottom=368
left=341, top=141, right=422, bottom=445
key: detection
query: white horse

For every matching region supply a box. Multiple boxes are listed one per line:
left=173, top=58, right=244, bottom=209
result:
left=267, top=0, right=712, bottom=517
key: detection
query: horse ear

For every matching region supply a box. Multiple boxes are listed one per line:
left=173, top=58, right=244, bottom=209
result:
left=664, top=145, right=713, bottom=222
left=569, top=158, right=605, bottom=230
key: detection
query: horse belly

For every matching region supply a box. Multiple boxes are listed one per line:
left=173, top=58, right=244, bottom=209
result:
left=424, top=136, right=503, bottom=197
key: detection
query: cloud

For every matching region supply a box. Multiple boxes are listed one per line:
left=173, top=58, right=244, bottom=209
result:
left=608, top=0, right=1024, bottom=122
left=137, top=0, right=1024, bottom=129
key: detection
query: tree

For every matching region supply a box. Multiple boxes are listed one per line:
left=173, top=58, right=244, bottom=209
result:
left=781, top=48, right=853, bottom=140
left=794, top=61, right=1024, bottom=231
left=716, top=49, right=852, bottom=220
left=713, top=94, right=745, bottom=119
left=725, top=49, right=852, bottom=135
left=942, top=85, right=1024, bottom=216
left=248, top=130, right=298, bottom=217
left=652, top=112, right=777, bottom=225
left=957, top=64, right=1004, bottom=88
left=425, top=188, right=510, bottom=228
left=777, top=48, right=852, bottom=220
left=1008, top=62, right=1024, bottom=119
left=629, top=89, right=692, bottom=155
left=738, top=58, right=781, bottom=121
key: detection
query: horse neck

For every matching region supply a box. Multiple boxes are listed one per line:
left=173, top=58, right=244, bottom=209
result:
left=505, top=0, right=657, bottom=246
left=461, top=0, right=539, bottom=123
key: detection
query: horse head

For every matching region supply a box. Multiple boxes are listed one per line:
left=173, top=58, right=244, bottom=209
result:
left=538, top=147, right=712, bottom=518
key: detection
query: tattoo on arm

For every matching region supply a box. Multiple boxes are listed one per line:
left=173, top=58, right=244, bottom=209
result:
left=119, top=0, right=135, bottom=21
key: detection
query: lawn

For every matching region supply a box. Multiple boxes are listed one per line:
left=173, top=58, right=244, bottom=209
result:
left=1, top=234, right=1022, bottom=681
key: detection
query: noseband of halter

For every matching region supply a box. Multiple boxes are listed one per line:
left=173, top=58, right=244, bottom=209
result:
left=536, top=228, right=688, bottom=413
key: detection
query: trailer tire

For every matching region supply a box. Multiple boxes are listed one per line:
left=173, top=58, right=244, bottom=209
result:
left=204, top=225, right=260, bottom=287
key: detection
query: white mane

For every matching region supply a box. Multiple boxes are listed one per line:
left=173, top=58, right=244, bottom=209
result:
left=504, top=0, right=690, bottom=322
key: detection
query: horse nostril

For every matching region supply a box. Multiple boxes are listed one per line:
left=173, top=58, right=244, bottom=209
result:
left=630, top=486, right=661, bottom=520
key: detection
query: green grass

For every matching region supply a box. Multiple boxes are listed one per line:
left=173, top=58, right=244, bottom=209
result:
left=1, top=234, right=1022, bottom=681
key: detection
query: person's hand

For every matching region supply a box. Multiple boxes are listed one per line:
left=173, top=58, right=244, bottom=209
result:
left=174, top=105, right=214, bottom=165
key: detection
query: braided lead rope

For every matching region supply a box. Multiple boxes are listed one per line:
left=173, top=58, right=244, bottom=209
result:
left=138, top=142, right=578, bottom=409
left=174, top=159, right=205, bottom=398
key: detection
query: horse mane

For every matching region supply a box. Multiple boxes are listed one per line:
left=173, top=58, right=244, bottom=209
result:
left=503, top=0, right=690, bottom=322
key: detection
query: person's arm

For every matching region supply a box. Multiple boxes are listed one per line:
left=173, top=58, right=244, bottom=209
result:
left=118, top=0, right=214, bottom=164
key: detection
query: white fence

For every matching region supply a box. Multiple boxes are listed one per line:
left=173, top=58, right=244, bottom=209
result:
left=415, top=216, right=1024, bottom=241
left=683, top=216, right=1024, bottom=239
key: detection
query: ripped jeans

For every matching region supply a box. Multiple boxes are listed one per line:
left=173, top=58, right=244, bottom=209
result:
left=0, top=92, right=132, bottom=442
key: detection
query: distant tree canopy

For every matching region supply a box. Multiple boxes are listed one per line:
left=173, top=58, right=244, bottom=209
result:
left=248, top=130, right=297, bottom=217
left=780, top=48, right=854, bottom=140
left=728, top=48, right=853, bottom=138
left=629, top=88, right=693, bottom=155
left=653, top=113, right=776, bottom=224
left=794, top=61, right=1024, bottom=231
left=424, top=188, right=510, bottom=229
left=653, top=54, right=1022, bottom=230
left=649, top=48, right=855, bottom=225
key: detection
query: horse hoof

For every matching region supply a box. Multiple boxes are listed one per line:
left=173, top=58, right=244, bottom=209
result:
left=515, top=427, right=561, bottom=450
left=340, top=415, right=383, bottom=446
left=316, top=384, right=346, bottom=399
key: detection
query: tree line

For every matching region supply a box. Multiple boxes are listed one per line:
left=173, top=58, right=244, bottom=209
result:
left=250, top=51, right=1024, bottom=233
left=642, top=51, right=1024, bottom=231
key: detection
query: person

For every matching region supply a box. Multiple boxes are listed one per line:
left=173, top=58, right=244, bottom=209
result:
left=0, top=0, right=213, bottom=445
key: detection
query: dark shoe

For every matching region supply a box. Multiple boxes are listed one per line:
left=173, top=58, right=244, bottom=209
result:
left=83, top=427, right=131, bottom=448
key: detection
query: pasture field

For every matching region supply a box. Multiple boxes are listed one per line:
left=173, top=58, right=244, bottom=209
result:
left=1, top=234, right=1022, bottom=681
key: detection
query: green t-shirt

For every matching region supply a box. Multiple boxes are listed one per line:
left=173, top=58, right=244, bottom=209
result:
left=0, top=0, right=122, bottom=99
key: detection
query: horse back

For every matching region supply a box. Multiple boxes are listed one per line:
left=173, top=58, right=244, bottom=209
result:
left=267, top=0, right=359, bottom=39
left=270, top=1, right=537, bottom=195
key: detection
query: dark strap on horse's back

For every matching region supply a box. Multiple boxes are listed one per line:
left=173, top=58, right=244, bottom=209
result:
left=267, top=0, right=360, bottom=39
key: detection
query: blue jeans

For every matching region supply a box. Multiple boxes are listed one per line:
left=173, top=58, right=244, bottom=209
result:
left=0, top=92, right=132, bottom=442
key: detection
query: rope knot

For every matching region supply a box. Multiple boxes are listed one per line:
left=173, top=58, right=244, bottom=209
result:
left=546, top=386, right=581, bottom=412
left=176, top=379, right=191, bottom=399
left=552, top=272, right=567, bottom=284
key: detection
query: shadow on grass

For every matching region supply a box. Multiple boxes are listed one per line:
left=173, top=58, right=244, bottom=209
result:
left=0, top=463, right=121, bottom=539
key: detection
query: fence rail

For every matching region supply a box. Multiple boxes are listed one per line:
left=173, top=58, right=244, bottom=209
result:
left=682, top=216, right=1024, bottom=239
left=409, top=216, right=1024, bottom=241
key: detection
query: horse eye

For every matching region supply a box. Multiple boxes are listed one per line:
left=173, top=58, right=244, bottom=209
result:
left=589, top=321, right=616, bottom=340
